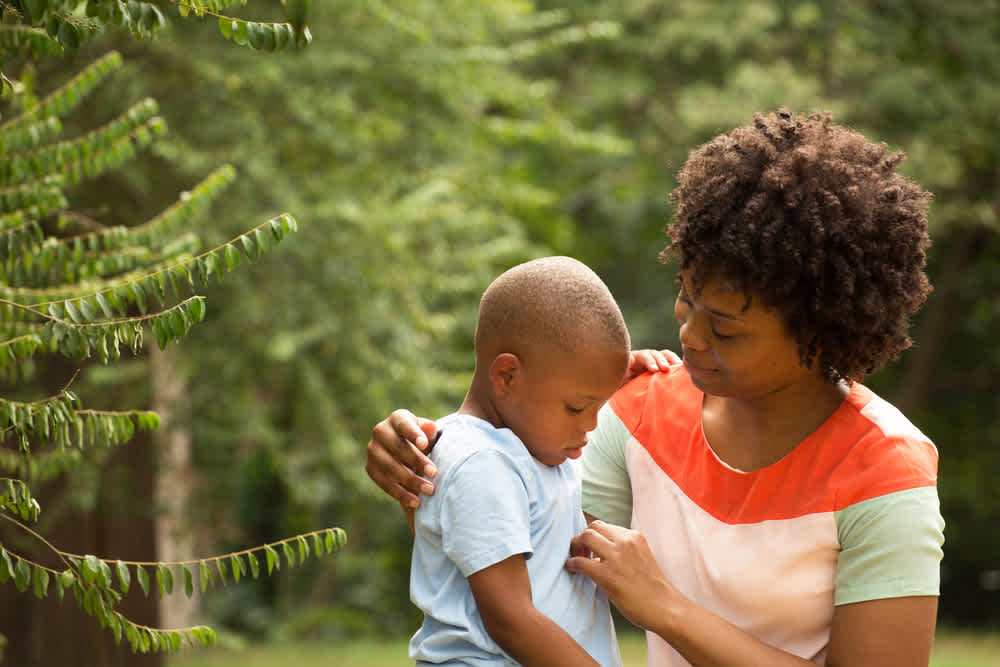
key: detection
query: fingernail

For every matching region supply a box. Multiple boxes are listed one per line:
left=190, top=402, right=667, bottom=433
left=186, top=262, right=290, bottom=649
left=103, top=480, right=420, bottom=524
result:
left=424, top=463, right=438, bottom=478
left=408, top=498, right=420, bottom=509
left=421, top=481, right=435, bottom=495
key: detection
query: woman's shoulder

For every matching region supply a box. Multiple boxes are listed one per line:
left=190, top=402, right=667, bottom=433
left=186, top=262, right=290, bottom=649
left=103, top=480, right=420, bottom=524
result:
left=825, top=383, right=939, bottom=508
left=609, top=364, right=702, bottom=435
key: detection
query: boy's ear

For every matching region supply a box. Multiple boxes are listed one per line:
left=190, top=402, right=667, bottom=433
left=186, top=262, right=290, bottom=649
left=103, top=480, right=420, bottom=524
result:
left=489, top=353, right=522, bottom=396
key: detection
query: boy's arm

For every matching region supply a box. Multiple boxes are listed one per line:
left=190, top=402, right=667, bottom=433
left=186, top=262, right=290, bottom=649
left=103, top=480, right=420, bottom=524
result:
left=468, top=554, right=602, bottom=667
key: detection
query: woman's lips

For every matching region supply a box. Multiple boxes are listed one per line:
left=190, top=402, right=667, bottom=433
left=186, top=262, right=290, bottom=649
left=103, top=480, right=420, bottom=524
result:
left=683, top=357, right=717, bottom=378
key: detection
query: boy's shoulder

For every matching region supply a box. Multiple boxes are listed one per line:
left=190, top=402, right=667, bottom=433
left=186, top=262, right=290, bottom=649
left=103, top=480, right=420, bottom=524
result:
left=430, top=413, right=535, bottom=482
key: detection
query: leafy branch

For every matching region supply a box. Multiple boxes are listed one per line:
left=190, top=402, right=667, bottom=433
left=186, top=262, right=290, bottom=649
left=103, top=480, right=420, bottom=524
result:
left=0, top=511, right=345, bottom=654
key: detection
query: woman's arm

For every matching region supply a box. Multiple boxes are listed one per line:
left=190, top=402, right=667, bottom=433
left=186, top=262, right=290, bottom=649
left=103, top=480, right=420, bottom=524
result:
left=364, top=350, right=678, bottom=510
left=567, top=521, right=937, bottom=667
left=468, top=555, right=602, bottom=667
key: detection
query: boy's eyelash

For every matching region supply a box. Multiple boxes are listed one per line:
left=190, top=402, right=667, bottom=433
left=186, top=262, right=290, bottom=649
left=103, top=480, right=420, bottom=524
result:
left=565, top=405, right=584, bottom=415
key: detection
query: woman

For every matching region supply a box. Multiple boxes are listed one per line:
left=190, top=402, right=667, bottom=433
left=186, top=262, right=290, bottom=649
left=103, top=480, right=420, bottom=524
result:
left=366, top=110, right=944, bottom=667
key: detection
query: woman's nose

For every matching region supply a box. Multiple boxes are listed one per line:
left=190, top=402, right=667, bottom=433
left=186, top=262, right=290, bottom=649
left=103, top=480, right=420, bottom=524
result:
left=678, top=316, right=708, bottom=351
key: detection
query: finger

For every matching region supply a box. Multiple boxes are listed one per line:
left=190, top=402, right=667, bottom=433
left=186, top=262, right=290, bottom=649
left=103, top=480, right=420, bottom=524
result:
left=569, top=522, right=616, bottom=558
left=374, top=415, right=438, bottom=479
left=388, top=410, right=433, bottom=449
left=565, top=554, right=603, bottom=579
left=629, top=350, right=658, bottom=372
left=658, top=348, right=681, bottom=366
left=366, top=436, right=436, bottom=508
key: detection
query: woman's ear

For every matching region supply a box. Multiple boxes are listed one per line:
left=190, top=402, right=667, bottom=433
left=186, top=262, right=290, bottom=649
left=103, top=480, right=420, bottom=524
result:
left=489, top=352, right=522, bottom=397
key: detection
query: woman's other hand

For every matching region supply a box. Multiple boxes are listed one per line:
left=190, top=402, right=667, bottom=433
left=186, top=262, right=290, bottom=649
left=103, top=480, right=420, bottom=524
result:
left=365, top=409, right=439, bottom=510
left=566, top=520, right=676, bottom=632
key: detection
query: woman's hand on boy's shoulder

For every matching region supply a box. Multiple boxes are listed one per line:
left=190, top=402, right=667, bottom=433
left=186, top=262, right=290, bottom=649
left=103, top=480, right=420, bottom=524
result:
left=366, top=409, right=440, bottom=510
left=623, top=349, right=680, bottom=385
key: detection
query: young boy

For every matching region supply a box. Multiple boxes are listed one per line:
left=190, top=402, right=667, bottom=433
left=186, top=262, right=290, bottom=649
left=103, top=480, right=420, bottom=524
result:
left=409, top=256, right=629, bottom=666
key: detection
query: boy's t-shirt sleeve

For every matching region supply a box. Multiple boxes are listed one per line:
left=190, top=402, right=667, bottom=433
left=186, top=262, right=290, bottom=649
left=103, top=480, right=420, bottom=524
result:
left=439, top=448, right=534, bottom=578
left=580, top=402, right=633, bottom=526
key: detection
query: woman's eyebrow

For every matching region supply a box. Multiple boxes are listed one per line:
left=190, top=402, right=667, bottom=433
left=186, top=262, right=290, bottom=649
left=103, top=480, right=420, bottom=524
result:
left=706, top=306, right=744, bottom=321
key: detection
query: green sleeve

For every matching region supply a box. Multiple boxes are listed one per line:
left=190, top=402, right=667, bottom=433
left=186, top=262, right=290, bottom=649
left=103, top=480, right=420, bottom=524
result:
left=580, top=402, right=633, bottom=526
left=834, top=486, right=945, bottom=605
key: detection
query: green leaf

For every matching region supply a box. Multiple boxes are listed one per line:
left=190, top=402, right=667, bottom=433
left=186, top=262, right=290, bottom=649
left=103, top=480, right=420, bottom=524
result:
left=156, top=564, right=173, bottom=595
left=233, top=20, right=249, bottom=47
left=56, top=21, right=80, bottom=53
left=247, top=552, right=259, bottom=579
left=224, top=244, right=240, bottom=270
left=0, top=548, right=11, bottom=584
left=32, top=566, right=49, bottom=599
left=130, top=282, right=148, bottom=314
left=231, top=554, right=242, bottom=583
left=215, top=558, right=228, bottom=585
left=15, top=558, right=31, bottom=592
left=96, top=293, right=115, bottom=318
left=282, top=541, right=296, bottom=567
left=136, top=565, right=149, bottom=596
left=248, top=22, right=275, bottom=52
left=219, top=16, right=233, bottom=40
left=264, top=545, right=279, bottom=574
left=183, top=566, right=193, bottom=598
left=199, top=560, right=211, bottom=593
left=116, top=560, right=130, bottom=594
left=83, top=554, right=101, bottom=584
left=297, top=535, right=309, bottom=561
left=189, top=297, right=206, bottom=323
left=240, top=235, right=257, bottom=260
left=64, top=299, right=82, bottom=323
left=79, top=297, right=98, bottom=321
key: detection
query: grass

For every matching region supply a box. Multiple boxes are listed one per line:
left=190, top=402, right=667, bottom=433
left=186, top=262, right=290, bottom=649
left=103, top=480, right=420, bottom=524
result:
left=168, top=628, right=1000, bottom=667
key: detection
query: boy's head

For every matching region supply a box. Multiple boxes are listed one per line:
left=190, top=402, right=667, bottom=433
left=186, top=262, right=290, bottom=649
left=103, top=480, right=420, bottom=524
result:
left=661, top=109, right=932, bottom=382
left=474, top=256, right=630, bottom=466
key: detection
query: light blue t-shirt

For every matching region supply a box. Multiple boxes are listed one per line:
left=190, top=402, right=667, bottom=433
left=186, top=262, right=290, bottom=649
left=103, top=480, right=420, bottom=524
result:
left=409, top=413, right=622, bottom=666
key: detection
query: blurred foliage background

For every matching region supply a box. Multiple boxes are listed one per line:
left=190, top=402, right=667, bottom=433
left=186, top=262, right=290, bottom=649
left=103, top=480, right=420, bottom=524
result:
left=8, top=0, right=998, bottom=648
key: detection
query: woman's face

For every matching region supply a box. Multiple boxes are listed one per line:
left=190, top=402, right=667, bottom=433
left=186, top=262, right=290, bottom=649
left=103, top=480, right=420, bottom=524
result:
left=673, top=271, right=821, bottom=399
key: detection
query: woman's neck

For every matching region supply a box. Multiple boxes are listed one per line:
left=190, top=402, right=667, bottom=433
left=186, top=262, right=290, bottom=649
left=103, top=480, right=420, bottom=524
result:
left=701, top=377, right=850, bottom=472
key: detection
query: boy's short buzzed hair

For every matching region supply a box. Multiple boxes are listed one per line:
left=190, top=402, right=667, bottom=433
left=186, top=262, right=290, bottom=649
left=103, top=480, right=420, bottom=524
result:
left=475, top=256, right=630, bottom=363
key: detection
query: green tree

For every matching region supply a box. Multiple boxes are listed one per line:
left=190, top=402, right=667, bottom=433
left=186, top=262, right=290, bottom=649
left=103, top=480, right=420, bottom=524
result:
left=0, top=1, right=351, bottom=663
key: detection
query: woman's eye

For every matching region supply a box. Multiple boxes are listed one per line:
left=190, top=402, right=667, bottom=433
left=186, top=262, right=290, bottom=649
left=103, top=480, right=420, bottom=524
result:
left=712, top=329, right=734, bottom=340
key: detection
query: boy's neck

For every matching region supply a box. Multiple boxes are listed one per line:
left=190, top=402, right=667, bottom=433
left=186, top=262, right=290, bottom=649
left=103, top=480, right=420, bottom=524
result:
left=459, top=373, right=507, bottom=430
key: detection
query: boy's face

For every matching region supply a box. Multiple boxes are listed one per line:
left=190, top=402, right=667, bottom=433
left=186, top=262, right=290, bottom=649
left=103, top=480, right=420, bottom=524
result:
left=501, top=343, right=628, bottom=467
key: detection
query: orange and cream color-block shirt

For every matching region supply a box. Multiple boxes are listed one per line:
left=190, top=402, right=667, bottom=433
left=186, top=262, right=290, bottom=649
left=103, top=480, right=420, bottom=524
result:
left=581, top=366, right=944, bottom=667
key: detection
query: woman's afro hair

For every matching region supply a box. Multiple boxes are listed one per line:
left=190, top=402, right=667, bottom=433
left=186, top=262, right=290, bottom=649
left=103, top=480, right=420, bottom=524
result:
left=662, top=109, right=932, bottom=382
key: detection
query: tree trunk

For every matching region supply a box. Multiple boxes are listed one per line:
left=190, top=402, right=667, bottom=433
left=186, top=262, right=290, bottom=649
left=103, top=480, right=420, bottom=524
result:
left=151, top=344, right=200, bottom=630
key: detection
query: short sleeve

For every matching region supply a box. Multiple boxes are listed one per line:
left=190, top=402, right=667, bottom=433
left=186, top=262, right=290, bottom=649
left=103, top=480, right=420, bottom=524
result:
left=439, top=449, right=533, bottom=578
left=580, top=402, right=633, bottom=526
left=834, top=486, right=945, bottom=605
